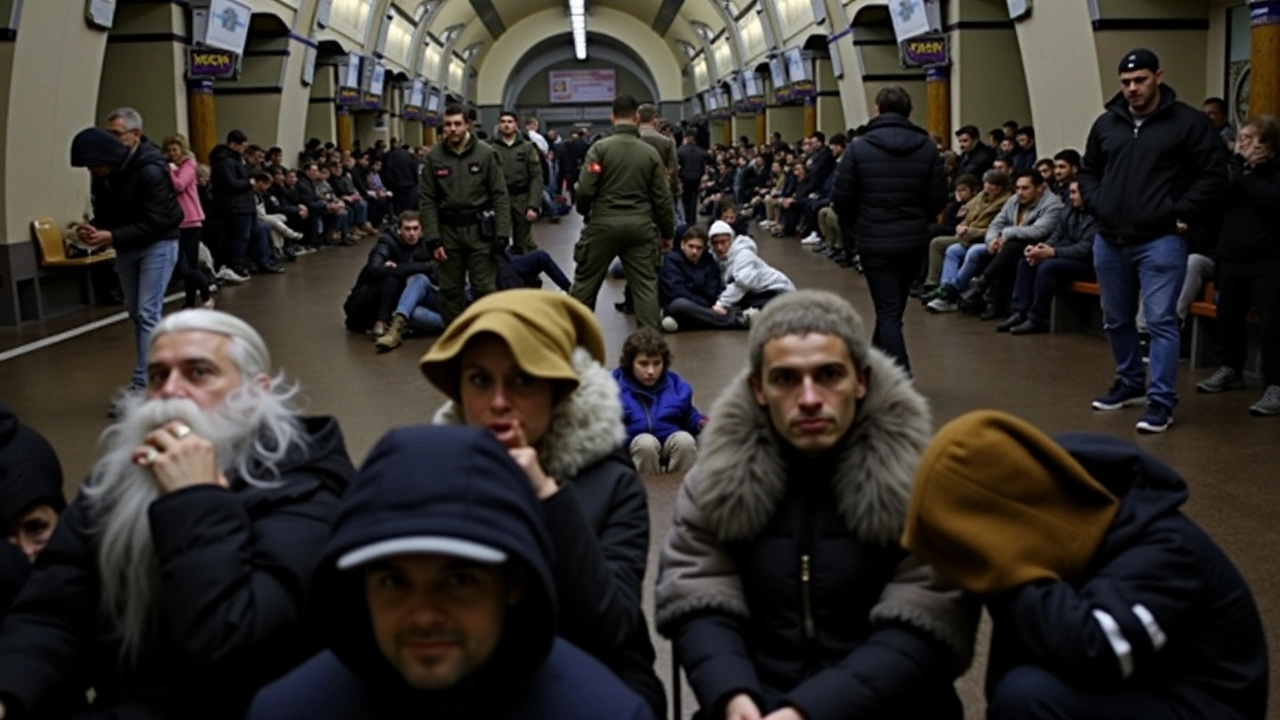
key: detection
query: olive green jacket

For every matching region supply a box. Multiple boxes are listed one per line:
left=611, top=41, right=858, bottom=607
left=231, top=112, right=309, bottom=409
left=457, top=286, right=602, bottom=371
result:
left=419, top=132, right=512, bottom=242
left=639, top=124, right=681, bottom=200
left=493, top=134, right=545, bottom=213
left=576, top=124, right=675, bottom=238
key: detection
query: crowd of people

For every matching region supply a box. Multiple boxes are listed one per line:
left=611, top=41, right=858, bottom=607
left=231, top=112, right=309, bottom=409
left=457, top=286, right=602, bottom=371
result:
left=0, top=45, right=1274, bottom=720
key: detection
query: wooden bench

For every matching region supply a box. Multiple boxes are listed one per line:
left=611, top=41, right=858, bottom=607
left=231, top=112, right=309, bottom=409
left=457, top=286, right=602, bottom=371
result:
left=31, top=217, right=116, bottom=314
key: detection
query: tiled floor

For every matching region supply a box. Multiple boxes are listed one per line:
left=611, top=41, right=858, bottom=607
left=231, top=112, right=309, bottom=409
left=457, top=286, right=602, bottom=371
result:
left=1, top=213, right=1276, bottom=718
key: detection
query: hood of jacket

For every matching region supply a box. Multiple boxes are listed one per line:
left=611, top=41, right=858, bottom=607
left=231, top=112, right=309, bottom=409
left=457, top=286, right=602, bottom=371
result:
left=691, top=346, right=931, bottom=545
left=0, top=402, right=65, bottom=529
left=239, top=416, right=354, bottom=495
left=861, top=113, right=932, bottom=158
left=307, top=425, right=557, bottom=710
left=723, top=235, right=759, bottom=265
left=69, top=127, right=129, bottom=169
left=1051, top=431, right=1188, bottom=554
left=434, top=347, right=626, bottom=482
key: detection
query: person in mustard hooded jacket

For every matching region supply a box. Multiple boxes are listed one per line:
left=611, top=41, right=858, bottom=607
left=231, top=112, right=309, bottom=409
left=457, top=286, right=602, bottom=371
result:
left=903, top=410, right=1268, bottom=720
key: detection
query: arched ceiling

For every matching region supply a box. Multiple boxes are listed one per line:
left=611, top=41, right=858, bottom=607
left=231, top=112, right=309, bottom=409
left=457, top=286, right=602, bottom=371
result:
left=418, top=0, right=741, bottom=73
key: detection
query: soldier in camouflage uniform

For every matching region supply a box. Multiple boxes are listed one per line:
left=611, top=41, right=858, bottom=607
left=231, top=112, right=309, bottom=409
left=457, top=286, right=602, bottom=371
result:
left=569, top=95, right=675, bottom=330
left=493, top=110, right=545, bottom=255
left=419, top=104, right=512, bottom=327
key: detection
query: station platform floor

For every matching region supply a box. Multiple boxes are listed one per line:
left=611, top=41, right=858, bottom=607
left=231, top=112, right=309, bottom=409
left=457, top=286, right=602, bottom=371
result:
left=1, top=213, right=1276, bottom=718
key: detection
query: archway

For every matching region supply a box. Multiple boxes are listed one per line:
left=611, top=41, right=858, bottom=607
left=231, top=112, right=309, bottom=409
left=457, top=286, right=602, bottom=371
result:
left=501, top=35, right=662, bottom=110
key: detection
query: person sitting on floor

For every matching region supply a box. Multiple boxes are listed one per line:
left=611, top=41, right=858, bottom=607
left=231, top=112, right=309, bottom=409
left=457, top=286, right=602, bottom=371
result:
left=342, top=211, right=441, bottom=352
left=248, top=426, right=655, bottom=720
left=709, top=220, right=795, bottom=324
left=612, top=328, right=707, bottom=475
left=659, top=227, right=737, bottom=332
left=0, top=401, right=64, bottom=619
left=904, top=409, right=1268, bottom=720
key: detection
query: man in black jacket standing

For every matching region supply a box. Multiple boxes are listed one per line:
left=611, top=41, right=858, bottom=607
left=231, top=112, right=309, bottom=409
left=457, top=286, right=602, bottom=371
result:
left=832, top=86, right=948, bottom=374
left=1078, top=49, right=1228, bottom=433
left=71, top=111, right=183, bottom=399
left=209, top=130, right=261, bottom=277
left=0, top=309, right=354, bottom=720
left=381, top=142, right=418, bottom=215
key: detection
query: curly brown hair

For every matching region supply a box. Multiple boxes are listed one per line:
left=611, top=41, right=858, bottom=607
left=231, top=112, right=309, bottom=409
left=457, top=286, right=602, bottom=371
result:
left=619, top=327, right=672, bottom=376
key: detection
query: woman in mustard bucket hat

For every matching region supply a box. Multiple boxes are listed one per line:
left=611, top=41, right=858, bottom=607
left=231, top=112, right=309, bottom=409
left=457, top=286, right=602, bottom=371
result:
left=419, top=289, right=664, bottom=718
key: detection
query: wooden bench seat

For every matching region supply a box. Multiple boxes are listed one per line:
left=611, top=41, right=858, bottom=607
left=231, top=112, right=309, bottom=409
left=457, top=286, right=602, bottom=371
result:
left=30, top=217, right=116, bottom=316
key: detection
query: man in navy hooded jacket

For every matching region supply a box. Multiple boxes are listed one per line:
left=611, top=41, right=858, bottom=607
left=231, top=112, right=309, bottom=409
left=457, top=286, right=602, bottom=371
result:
left=249, top=425, right=655, bottom=720
left=904, top=410, right=1268, bottom=720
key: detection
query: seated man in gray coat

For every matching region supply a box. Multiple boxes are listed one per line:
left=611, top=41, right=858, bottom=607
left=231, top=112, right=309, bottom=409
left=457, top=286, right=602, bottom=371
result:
left=1002, top=180, right=1098, bottom=334
left=655, top=290, right=977, bottom=720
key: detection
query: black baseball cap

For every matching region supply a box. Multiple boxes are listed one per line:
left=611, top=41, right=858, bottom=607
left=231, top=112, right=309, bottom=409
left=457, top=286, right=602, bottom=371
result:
left=1119, top=49, right=1160, bottom=74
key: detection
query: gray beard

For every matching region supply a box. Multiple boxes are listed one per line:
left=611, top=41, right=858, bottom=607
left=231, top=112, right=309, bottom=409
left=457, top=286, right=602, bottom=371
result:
left=82, top=387, right=301, bottom=663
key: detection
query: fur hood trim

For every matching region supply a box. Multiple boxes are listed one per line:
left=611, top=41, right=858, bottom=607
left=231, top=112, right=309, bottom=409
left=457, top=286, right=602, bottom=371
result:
left=692, top=346, right=931, bottom=545
left=433, top=346, right=626, bottom=481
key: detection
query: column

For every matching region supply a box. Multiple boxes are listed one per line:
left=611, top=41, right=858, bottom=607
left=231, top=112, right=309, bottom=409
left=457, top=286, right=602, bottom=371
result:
left=755, top=113, right=766, bottom=146
left=804, top=99, right=817, bottom=137
left=336, top=107, right=353, bottom=152
left=1251, top=0, right=1280, bottom=118
left=926, top=67, right=951, bottom=142
left=423, top=125, right=436, bottom=146
left=188, top=79, right=217, bottom=164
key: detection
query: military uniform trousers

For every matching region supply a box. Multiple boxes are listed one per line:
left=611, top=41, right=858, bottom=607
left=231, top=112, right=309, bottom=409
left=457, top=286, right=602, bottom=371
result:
left=570, top=215, right=661, bottom=329
left=509, top=193, right=537, bottom=255
left=437, top=224, right=497, bottom=327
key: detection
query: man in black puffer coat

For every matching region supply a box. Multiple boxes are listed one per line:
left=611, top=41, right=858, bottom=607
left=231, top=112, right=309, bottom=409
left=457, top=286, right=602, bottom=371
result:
left=832, top=86, right=948, bottom=374
left=343, top=211, right=439, bottom=348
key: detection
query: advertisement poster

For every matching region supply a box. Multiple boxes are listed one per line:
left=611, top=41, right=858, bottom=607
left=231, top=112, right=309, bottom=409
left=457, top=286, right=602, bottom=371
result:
left=203, top=0, right=252, bottom=55
left=549, top=69, right=617, bottom=104
left=342, top=52, right=362, bottom=88
left=889, top=0, right=935, bottom=41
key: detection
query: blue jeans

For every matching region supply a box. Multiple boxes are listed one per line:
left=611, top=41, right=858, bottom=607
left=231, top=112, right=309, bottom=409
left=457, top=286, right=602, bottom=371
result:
left=250, top=221, right=272, bottom=266
left=117, top=240, right=179, bottom=388
left=941, top=243, right=989, bottom=290
left=350, top=199, right=368, bottom=227
left=395, top=274, right=444, bottom=332
left=1094, top=234, right=1187, bottom=408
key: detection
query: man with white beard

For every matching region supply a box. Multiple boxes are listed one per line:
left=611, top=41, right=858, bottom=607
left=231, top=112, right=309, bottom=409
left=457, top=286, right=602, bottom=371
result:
left=0, top=310, right=355, bottom=720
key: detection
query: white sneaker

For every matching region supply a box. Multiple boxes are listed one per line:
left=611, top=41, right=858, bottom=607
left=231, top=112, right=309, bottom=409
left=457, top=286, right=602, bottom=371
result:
left=661, top=316, right=679, bottom=333
left=926, top=298, right=958, bottom=313
left=201, top=297, right=216, bottom=309
left=741, top=307, right=761, bottom=326
left=801, top=233, right=822, bottom=245
left=216, top=266, right=249, bottom=284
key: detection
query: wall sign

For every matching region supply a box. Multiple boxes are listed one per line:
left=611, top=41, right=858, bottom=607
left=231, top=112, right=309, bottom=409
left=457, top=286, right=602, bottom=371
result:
left=86, top=0, right=118, bottom=30
left=186, top=47, right=240, bottom=80
left=204, top=0, right=252, bottom=55
left=900, top=33, right=949, bottom=68
left=549, top=69, right=617, bottom=104
left=1007, top=0, right=1032, bottom=22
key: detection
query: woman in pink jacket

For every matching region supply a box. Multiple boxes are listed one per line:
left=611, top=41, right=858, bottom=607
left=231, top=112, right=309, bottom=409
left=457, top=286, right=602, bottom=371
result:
left=163, top=134, right=213, bottom=309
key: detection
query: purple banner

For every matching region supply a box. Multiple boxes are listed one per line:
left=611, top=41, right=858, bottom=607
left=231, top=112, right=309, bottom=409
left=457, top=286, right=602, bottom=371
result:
left=403, top=105, right=421, bottom=121
left=790, top=79, right=816, bottom=98
left=337, top=87, right=361, bottom=106
left=1253, top=0, right=1280, bottom=26
left=901, top=34, right=949, bottom=68
left=362, top=92, right=381, bottom=110
left=187, top=48, right=237, bottom=79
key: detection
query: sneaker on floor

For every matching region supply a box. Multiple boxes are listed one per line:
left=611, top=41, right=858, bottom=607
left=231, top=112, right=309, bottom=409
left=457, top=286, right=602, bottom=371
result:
left=216, top=266, right=249, bottom=284
left=661, top=316, right=679, bottom=333
left=741, top=307, right=761, bottom=327
left=1091, top=379, right=1146, bottom=411
left=1196, top=366, right=1243, bottom=394
left=1136, top=402, right=1174, bottom=433
left=201, top=297, right=216, bottom=310
left=1249, top=385, right=1280, bottom=417
left=800, top=234, right=822, bottom=246
left=926, top=298, right=958, bottom=314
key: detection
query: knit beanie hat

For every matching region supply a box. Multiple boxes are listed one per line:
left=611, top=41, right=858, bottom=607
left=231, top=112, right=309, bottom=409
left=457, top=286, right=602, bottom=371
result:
left=902, top=409, right=1120, bottom=595
left=420, top=289, right=607, bottom=403
left=69, top=127, right=128, bottom=169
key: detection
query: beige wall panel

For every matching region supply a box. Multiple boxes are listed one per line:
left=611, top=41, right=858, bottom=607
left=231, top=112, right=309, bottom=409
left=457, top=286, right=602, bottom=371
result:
left=273, top=48, right=315, bottom=163
left=732, top=115, right=756, bottom=143
left=1093, top=30, right=1208, bottom=110
left=818, top=96, right=846, bottom=135
left=355, top=112, right=385, bottom=149
left=215, top=94, right=283, bottom=147
left=955, top=0, right=1011, bottom=22
left=237, top=54, right=287, bottom=87
left=767, top=106, right=807, bottom=143
left=96, top=43, right=185, bottom=143
left=863, top=78, right=928, bottom=121
left=2, top=3, right=109, bottom=243
left=1097, top=0, right=1205, bottom=18
left=950, top=29, right=1031, bottom=146
left=306, top=102, right=338, bottom=148
left=1013, top=0, right=1105, bottom=152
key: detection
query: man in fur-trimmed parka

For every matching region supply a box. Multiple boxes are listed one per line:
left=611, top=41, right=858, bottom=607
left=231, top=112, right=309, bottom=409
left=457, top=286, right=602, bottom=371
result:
left=655, top=290, right=978, bottom=720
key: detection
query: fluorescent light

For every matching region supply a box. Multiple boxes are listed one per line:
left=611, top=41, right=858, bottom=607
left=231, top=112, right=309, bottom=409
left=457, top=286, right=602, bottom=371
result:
left=569, top=0, right=587, bottom=60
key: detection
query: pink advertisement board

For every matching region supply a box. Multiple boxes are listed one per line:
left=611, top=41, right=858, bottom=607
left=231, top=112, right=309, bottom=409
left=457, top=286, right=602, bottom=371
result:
left=549, top=69, right=617, bottom=104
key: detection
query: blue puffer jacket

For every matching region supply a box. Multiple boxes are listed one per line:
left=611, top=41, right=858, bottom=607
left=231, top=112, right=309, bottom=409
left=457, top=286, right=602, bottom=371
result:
left=613, top=368, right=704, bottom=444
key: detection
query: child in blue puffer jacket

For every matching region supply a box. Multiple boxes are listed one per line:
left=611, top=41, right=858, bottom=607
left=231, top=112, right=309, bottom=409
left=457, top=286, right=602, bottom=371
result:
left=612, top=328, right=707, bottom=474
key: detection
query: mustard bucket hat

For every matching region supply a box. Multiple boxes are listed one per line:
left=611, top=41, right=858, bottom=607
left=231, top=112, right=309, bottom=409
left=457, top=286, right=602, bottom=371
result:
left=419, top=289, right=607, bottom=403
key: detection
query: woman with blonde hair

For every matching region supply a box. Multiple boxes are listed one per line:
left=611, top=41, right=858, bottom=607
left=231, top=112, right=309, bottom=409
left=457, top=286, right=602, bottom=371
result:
left=163, top=134, right=212, bottom=308
left=419, top=289, right=665, bottom=719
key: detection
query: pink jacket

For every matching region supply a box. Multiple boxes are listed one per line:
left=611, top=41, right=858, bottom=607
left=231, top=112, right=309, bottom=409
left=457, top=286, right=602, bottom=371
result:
left=170, top=157, right=204, bottom=228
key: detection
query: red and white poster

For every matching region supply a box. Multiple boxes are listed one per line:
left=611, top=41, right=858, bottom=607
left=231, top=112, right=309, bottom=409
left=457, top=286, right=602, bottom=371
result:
left=549, top=69, right=617, bottom=104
